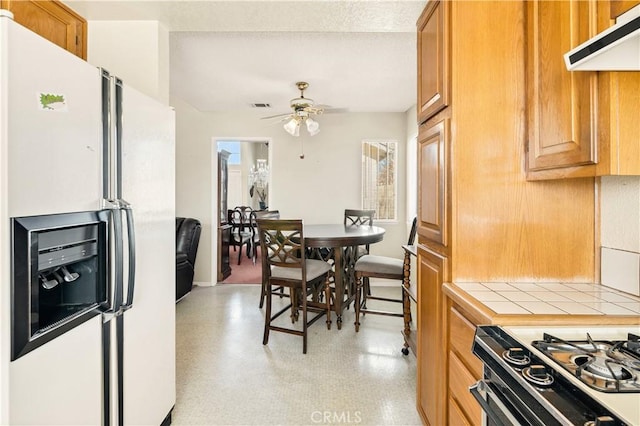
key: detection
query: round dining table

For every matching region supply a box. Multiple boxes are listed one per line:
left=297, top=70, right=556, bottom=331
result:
left=304, top=224, right=386, bottom=329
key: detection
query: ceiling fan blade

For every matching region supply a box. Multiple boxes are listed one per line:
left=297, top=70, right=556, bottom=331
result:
left=319, top=107, right=349, bottom=114
left=260, top=113, right=292, bottom=120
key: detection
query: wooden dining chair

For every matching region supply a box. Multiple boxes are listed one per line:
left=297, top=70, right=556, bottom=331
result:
left=257, top=219, right=333, bottom=354
left=344, top=208, right=375, bottom=257
left=353, top=217, right=418, bottom=332
left=344, top=209, right=375, bottom=227
left=251, top=210, right=280, bottom=266
left=254, top=210, right=282, bottom=308
left=254, top=209, right=280, bottom=219
left=228, top=206, right=254, bottom=265
left=342, top=209, right=376, bottom=305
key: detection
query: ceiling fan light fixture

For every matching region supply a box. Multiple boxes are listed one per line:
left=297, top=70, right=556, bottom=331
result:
left=306, top=117, right=320, bottom=136
left=283, top=117, right=300, bottom=136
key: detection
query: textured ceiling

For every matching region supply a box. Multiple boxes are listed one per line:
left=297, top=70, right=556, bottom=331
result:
left=64, top=1, right=426, bottom=113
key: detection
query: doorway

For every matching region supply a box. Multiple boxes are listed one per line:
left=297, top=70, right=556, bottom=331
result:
left=217, top=139, right=270, bottom=210
left=213, top=137, right=271, bottom=284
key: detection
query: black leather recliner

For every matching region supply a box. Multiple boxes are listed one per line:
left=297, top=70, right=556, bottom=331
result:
left=176, top=217, right=202, bottom=301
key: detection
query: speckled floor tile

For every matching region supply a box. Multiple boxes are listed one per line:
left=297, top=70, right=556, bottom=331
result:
left=173, top=284, right=421, bottom=426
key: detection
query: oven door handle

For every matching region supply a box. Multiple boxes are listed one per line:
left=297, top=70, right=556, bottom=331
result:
left=470, top=380, right=522, bottom=426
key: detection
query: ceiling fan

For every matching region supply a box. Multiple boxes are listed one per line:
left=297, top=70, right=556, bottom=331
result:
left=261, top=81, right=344, bottom=137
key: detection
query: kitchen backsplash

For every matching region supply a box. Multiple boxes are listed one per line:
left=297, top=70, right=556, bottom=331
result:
left=600, top=176, right=640, bottom=296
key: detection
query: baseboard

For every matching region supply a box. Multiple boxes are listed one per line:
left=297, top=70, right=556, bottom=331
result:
left=194, top=281, right=214, bottom=287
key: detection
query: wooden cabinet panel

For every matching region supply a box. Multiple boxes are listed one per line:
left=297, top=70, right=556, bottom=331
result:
left=1, top=0, right=87, bottom=59
left=449, top=307, right=483, bottom=379
left=448, top=397, right=472, bottom=426
left=601, top=73, right=640, bottom=175
left=610, top=0, right=640, bottom=18
left=526, top=0, right=597, bottom=174
left=417, top=245, right=447, bottom=426
left=217, top=224, right=231, bottom=281
left=448, top=303, right=483, bottom=426
left=417, top=0, right=449, bottom=124
left=449, top=351, right=482, bottom=426
left=418, top=119, right=449, bottom=246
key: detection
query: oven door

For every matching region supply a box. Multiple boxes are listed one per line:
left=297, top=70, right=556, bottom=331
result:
left=470, top=378, right=532, bottom=426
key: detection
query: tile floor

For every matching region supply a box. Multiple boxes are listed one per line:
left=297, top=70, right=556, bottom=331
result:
left=173, top=284, right=421, bottom=426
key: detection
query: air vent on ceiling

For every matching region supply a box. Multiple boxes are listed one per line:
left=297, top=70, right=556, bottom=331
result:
left=251, top=103, right=271, bottom=108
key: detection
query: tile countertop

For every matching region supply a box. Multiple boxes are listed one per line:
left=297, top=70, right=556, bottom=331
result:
left=443, top=282, right=640, bottom=326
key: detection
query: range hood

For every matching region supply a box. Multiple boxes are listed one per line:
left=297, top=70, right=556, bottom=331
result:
left=564, top=5, right=640, bottom=71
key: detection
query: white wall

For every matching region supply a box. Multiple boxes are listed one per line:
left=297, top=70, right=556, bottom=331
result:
left=404, top=106, right=419, bottom=288
left=405, top=105, right=418, bottom=223
left=600, top=176, right=640, bottom=296
left=173, top=97, right=214, bottom=284
left=87, top=21, right=170, bottom=104
left=172, top=105, right=410, bottom=285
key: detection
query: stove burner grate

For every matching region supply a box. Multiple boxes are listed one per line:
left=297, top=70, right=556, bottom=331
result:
left=571, top=354, right=633, bottom=380
left=532, top=332, right=640, bottom=393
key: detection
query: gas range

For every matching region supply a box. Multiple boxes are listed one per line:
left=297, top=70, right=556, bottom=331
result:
left=472, top=325, right=640, bottom=426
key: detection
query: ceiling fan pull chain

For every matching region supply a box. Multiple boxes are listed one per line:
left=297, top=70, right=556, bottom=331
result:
left=299, top=137, right=305, bottom=159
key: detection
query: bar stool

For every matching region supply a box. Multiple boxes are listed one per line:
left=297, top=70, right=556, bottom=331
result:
left=353, top=218, right=417, bottom=332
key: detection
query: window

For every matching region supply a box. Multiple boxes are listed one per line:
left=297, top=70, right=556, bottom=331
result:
left=217, top=141, right=241, bottom=165
left=362, top=140, right=397, bottom=221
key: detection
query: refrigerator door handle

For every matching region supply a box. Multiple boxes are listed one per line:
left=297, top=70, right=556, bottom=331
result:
left=101, top=200, right=124, bottom=319
left=121, top=201, right=136, bottom=310
left=97, top=207, right=117, bottom=318
left=114, top=77, right=123, bottom=200
left=100, top=68, right=112, bottom=200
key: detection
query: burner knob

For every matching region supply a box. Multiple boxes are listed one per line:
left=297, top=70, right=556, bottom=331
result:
left=584, top=416, right=616, bottom=426
left=529, top=365, right=547, bottom=378
left=509, top=348, right=527, bottom=360
left=502, top=348, right=531, bottom=366
left=522, top=364, right=554, bottom=387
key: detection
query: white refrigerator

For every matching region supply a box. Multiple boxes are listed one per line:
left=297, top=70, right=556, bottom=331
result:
left=0, top=11, right=176, bottom=425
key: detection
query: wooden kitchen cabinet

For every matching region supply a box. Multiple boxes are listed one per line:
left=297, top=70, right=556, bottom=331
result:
left=415, top=0, right=596, bottom=424
left=525, top=0, right=598, bottom=176
left=447, top=303, right=487, bottom=425
left=597, top=76, right=640, bottom=176
left=526, top=0, right=640, bottom=180
left=416, top=245, right=447, bottom=426
left=416, top=0, right=450, bottom=124
left=1, top=0, right=87, bottom=59
left=417, top=119, right=449, bottom=246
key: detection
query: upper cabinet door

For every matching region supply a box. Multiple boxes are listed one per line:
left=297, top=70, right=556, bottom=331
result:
left=1, top=0, right=87, bottom=59
left=418, top=119, right=449, bottom=246
left=526, top=0, right=598, bottom=175
left=417, top=0, right=450, bottom=124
